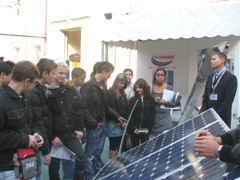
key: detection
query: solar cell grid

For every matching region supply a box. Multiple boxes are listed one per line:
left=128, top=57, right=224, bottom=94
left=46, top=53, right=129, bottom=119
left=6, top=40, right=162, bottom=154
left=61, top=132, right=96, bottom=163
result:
left=93, top=109, right=240, bottom=180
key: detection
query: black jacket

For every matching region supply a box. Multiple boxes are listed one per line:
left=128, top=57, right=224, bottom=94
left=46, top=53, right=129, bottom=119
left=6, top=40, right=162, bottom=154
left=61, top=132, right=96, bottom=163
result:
left=47, top=83, right=84, bottom=139
left=107, top=88, right=128, bottom=120
left=81, top=77, right=120, bottom=129
left=202, top=71, right=237, bottom=127
left=220, top=128, right=240, bottom=165
left=26, top=82, right=54, bottom=155
left=127, top=95, right=155, bottom=133
left=0, top=86, right=38, bottom=171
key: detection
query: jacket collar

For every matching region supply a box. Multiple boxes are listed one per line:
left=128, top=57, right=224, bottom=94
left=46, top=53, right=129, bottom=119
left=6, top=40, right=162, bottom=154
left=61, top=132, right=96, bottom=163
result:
left=46, top=80, right=68, bottom=90
left=2, top=85, right=25, bottom=100
left=89, top=76, right=106, bottom=88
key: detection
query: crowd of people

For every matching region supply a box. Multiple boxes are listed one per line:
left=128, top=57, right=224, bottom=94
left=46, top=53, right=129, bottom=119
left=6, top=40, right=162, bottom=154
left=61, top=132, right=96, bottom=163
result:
left=0, top=51, right=239, bottom=180
left=0, top=58, right=178, bottom=180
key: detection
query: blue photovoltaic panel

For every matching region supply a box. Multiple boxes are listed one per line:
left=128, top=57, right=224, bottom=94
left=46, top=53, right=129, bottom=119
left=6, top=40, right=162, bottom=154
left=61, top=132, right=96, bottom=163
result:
left=93, top=109, right=240, bottom=180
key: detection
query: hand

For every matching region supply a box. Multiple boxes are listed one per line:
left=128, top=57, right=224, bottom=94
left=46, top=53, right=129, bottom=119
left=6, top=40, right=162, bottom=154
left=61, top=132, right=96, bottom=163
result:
left=121, top=122, right=127, bottom=129
left=144, top=129, right=149, bottom=135
left=195, top=130, right=212, bottom=139
left=195, top=130, right=222, bottom=145
left=28, top=135, right=38, bottom=148
left=51, top=137, right=63, bottom=147
left=195, top=135, right=220, bottom=158
left=33, top=133, right=44, bottom=148
left=43, top=154, right=51, bottom=165
left=155, top=97, right=161, bottom=103
left=118, top=117, right=127, bottom=124
left=96, top=123, right=102, bottom=129
left=75, top=130, right=83, bottom=139
left=134, top=129, right=138, bottom=135
left=159, top=99, right=168, bottom=105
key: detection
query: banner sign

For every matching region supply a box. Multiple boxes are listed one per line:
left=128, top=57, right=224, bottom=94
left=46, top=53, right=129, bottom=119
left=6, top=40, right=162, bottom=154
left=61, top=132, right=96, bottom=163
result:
left=151, top=54, right=176, bottom=68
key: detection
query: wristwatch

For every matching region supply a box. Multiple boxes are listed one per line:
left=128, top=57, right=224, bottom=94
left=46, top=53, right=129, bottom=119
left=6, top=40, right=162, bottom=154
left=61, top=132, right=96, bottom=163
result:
left=216, top=145, right=223, bottom=158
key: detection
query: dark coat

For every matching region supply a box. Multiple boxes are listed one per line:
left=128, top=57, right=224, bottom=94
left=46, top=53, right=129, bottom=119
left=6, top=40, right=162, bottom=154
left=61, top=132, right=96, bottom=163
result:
left=0, top=86, right=37, bottom=171
left=26, top=82, right=54, bottom=155
left=107, top=89, right=128, bottom=120
left=81, top=77, right=120, bottom=129
left=47, top=83, right=84, bottom=139
left=202, top=71, right=237, bottom=127
left=127, top=95, right=155, bottom=133
left=220, top=128, right=240, bottom=165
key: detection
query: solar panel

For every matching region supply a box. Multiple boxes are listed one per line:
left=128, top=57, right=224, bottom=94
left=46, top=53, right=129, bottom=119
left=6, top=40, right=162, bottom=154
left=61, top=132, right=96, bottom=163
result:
left=93, top=108, right=240, bottom=180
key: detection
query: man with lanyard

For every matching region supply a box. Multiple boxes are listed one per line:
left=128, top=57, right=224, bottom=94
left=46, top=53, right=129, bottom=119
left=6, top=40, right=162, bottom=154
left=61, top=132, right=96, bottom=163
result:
left=201, top=52, right=237, bottom=127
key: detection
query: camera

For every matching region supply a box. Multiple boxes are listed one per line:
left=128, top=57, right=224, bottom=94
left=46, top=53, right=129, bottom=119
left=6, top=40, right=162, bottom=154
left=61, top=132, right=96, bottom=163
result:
left=35, top=135, right=42, bottom=143
left=137, top=128, right=148, bottom=134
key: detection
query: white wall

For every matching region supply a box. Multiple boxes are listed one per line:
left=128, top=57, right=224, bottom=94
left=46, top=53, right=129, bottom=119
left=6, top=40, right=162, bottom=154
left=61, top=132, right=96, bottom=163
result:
left=80, top=27, right=103, bottom=81
left=137, top=39, right=190, bottom=107
left=47, top=27, right=65, bottom=60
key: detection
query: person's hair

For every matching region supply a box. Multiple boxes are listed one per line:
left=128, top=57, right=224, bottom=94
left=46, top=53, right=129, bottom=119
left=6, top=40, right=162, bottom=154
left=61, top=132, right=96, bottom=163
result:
left=12, top=61, right=39, bottom=82
left=37, top=58, right=57, bottom=78
left=0, top=61, right=15, bottom=75
left=96, top=61, right=114, bottom=73
left=215, top=52, right=228, bottom=65
left=90, top=61, right=101, bottom=78
left=123, top=68, right=133, bottom=75
left=72, top=67, right=86, bottom=79
left=152, top=68, right=167, bottom=84
left=110, top=73, right=127, bottom=98
left=134, top=78, right=150, bottom=97
left=56, top=61, right=69, bottom=69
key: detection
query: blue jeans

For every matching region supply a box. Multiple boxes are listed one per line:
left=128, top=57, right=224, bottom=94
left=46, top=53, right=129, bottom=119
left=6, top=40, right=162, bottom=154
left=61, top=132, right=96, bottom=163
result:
left=0, top=170, right=36, bottom=180
left=35, top=150, right=43, bottom=180
left=80, top=128, right=86, bottom=144
left=49, top=135, right=85, bottom=180
left=85, top=124, right=106, bottom=180
left=62, top=159, right=75, bottom=180
left=0, top=170, right=18, bottom=180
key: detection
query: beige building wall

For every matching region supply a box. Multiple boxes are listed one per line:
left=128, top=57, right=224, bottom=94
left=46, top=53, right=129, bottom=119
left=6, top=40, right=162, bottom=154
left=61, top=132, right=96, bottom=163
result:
left=0, top=0, right=46, bottom=63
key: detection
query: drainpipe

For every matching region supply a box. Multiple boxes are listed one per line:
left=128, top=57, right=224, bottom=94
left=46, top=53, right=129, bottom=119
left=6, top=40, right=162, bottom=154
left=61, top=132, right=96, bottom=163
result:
left=44, top=0, right=48, bottom=56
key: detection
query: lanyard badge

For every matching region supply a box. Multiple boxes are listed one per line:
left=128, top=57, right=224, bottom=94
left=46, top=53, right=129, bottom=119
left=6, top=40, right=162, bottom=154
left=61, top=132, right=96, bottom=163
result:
left=210, top=70, right=226, bottom=101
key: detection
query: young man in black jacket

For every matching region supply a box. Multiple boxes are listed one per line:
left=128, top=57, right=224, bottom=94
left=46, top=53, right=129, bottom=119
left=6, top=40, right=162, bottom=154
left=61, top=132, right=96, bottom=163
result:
left=26, top=58, right=57, bottom=179
left=81, top=61, right=126, bottom=180
left=0, top=61, right=43, bottom=179
left=47, top=61, right=85, bottom=180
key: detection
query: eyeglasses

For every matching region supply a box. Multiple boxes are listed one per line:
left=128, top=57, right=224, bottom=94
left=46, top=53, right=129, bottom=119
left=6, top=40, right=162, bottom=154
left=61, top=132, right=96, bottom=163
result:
left=156, top=74, right=166, bottom=77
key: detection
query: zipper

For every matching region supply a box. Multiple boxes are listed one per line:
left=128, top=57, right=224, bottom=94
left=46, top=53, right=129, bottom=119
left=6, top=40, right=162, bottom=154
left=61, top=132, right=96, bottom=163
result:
left=139, top=98, right=144, bottom=129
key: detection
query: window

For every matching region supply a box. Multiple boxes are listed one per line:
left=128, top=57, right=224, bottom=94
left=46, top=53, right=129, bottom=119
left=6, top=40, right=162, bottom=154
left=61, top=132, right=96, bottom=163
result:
left=13, top=47, right=20, bottom=62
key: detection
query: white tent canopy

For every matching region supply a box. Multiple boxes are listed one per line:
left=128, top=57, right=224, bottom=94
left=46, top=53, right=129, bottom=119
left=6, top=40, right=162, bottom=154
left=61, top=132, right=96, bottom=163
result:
left=101, top=1, right=240, bottom=42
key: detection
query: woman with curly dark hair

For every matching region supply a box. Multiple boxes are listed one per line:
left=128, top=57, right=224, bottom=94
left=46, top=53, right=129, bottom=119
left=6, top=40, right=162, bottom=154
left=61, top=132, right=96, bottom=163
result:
left=127, top=78, right=155, bottom=148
